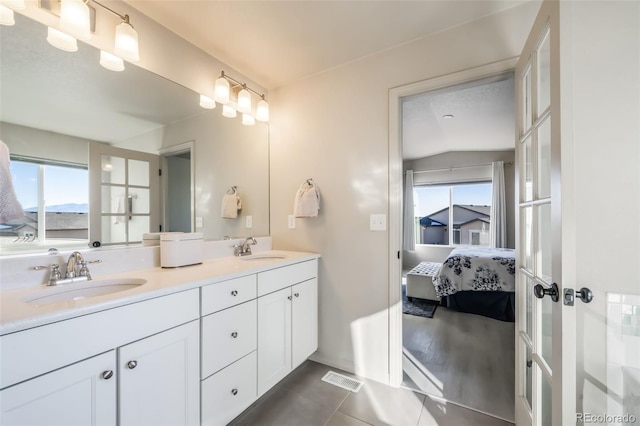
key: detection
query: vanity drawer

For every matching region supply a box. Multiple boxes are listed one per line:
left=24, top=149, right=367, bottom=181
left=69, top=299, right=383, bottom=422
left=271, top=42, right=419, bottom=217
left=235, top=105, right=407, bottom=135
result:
left=201, top=351, right=257, bottom=426
left=257, top=259, right=317, bottom=296
left=201, top=274, right=256, bottom=315
left=201, top=300, right=257, bottom=378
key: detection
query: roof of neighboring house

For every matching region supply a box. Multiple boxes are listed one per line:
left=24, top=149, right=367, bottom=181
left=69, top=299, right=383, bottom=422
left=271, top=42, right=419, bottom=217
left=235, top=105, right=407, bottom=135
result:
left=459, top=217, right=491, bottom=227
left=419, top=204, right=490, bottom=227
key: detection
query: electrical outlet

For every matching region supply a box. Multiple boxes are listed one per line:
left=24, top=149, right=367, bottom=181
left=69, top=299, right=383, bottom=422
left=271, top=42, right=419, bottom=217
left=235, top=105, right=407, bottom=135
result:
left=370, top=214, right=386, bottom=231
left=195, top=217, right=203, bottom=228
left=246, top=215, right=253, bottom=228
left=288, top=215, right=296, bottom=229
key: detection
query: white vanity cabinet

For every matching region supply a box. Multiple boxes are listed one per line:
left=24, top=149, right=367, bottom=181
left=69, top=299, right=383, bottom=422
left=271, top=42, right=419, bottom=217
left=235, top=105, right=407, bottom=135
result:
left=257, top=260, right=318, bottom=396
left=0, top=289, right=200, bottom=426
left=200, top=274, right=258, bottom=426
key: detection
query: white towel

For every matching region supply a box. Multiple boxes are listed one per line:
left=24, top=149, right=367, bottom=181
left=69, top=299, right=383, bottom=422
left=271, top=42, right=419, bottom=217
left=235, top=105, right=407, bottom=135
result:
left=0, top=140, right=24, bottom=222
left=293, top=180, right=320, bottom=218
left=221, top=191, right=242, bottom=219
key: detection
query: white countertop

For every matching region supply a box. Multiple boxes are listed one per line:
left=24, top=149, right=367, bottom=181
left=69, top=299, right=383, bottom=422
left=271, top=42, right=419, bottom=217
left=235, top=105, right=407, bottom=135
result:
left=0, top=250, right=319, bottom=336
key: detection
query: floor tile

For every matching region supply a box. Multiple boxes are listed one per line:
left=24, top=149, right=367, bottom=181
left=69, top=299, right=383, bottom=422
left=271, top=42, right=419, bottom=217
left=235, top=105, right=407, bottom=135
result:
left=325, top=411, right=373, bottom=426
left=233, top=387, right=337, bottom=426
left=338, top=378, right=426, bottom=426
left=417, top=395, right=514, bottom=426
left=278, top=361, right=350, bottom=411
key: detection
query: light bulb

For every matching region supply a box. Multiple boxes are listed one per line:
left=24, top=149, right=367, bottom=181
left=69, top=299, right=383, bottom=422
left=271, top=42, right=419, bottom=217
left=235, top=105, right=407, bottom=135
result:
left=242, top=114, right=255, bottom=126
left=115, top=18, right=139, bottom=62
left=256, top=98, right=269, bottom=122
left=60, top=0, right=91, bottom=40
left=214, top=76, right=230, bottom=104
left=100, top=50, right=125, bottom=72
left=199, top=94, right=216, bottom=109
left=0, top=5, right=14, bottom=26
left=47, top=27, right=78, bottom=52
left=237, top=88, right=252, bottom=114
left=222, top=105, right=237, bottom=118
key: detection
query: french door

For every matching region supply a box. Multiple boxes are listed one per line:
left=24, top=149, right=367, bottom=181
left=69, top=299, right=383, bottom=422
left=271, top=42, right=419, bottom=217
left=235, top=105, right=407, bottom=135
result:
left=515, top=1, right=640, bottom=425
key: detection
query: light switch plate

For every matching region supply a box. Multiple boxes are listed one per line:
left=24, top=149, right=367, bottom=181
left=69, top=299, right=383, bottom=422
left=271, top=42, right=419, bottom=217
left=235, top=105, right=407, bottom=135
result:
left=370, top=214, right=386, bottom=231
left=246, top=215, right=253, bottom=228
left=195, top=217, right=203, bottom=228
left=288, top=215, right=296, bottom=229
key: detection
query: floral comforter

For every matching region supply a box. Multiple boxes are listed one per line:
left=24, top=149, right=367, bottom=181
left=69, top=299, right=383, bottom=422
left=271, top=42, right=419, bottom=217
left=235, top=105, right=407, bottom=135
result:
left=432, top=247, right=516, bottom=297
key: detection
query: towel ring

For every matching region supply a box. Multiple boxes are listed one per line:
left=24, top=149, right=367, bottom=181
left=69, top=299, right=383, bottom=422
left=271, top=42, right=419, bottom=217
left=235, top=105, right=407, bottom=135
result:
left=227, top=186, right=238, bottom=195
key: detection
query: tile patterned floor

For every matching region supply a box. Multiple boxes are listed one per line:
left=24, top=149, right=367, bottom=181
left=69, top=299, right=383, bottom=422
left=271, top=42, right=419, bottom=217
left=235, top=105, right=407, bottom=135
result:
left=230, top=361, right=514, bottom=426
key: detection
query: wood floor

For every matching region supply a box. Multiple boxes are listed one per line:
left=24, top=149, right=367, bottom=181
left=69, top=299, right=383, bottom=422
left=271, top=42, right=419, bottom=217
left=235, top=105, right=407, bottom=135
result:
left=402, top=301, right=515, bottom=422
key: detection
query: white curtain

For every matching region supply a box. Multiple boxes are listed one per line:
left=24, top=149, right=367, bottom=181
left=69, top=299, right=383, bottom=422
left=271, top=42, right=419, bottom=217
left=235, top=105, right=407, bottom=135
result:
left=490, top=161, right=507, bottom=248
left=403, top=170, right=416, bottom=251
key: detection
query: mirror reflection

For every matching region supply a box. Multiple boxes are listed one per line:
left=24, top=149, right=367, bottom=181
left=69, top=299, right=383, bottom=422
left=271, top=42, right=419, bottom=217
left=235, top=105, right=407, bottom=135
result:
left=0, top=13, right=270, bottom=255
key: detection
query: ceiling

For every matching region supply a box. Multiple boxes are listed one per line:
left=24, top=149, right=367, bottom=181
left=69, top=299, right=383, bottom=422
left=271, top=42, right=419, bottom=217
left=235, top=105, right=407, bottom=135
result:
left=124, top=0, right=529, bottom=159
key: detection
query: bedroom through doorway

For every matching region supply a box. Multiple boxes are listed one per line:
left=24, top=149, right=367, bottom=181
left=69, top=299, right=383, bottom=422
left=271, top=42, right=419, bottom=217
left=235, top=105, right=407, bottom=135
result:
left=399, top=72, right=517, bottom=423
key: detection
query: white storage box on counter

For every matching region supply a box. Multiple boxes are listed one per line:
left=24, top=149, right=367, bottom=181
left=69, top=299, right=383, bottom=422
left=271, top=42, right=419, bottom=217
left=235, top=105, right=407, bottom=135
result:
left=160, top=232, right=203, bottom=268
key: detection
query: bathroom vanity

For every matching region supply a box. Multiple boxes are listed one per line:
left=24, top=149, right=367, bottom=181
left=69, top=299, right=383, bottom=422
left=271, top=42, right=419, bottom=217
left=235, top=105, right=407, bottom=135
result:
left=0, top=249, right=319, bottom=426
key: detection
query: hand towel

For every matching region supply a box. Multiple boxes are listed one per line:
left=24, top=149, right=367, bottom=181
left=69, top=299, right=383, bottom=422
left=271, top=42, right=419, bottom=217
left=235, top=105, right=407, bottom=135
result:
left=293, top=180, right=320, bottom=218
left=0, top=140, right=24, bottom=222
left=221, top=190, right=242, bottom=219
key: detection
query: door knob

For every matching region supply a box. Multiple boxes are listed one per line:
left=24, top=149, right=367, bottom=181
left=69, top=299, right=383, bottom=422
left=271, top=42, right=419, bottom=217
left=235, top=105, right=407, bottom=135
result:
left=563, top=287, right=594, bottom=305
left=533, top=283, right=559, bottom=302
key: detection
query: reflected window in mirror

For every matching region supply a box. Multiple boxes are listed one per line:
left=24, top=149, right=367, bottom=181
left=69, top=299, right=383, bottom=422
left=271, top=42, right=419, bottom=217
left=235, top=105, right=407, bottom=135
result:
left=0, top=157, right=88, bottom=250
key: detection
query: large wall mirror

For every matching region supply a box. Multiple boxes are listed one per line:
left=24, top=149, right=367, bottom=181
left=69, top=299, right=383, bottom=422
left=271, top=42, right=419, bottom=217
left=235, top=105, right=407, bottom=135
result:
left=0, top=13, right=270, bottom=255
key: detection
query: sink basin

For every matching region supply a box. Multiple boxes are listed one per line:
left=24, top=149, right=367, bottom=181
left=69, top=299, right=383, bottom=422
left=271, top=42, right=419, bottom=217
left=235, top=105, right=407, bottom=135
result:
left=25, top=278, right=147, bottom=304
left=239, top=254, right=287, bottom=261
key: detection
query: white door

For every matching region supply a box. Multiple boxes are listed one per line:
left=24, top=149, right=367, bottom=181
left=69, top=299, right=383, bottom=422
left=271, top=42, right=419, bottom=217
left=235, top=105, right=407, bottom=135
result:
left=292, top=278, right=318, bottom=369
left=0, top=351, right=116, bottom=425
left=257, top=287, right=292, bottom=396
left=515, top=1, right=640, bottom=425
left=118, top=320, right=200, bottom=426
left=89, top=142, right=160, bottom=246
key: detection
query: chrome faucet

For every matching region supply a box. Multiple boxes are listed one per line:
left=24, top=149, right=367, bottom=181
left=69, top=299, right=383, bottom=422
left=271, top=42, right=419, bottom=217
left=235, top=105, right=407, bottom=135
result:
left=234, top=237, right=257, bottom=256
left=65, top=251, right=85, bottom=278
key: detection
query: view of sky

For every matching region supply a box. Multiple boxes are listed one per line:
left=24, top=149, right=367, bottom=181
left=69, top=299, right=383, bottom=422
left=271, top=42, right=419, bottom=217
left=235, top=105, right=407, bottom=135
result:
left=10, top=161, right=88, bottom=210
left=414, top=182, right=492, bottom=217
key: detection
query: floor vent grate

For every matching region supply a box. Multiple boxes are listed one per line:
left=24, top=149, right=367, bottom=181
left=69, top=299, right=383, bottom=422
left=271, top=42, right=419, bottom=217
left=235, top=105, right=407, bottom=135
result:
left=321, top=371, right=364, bottom=393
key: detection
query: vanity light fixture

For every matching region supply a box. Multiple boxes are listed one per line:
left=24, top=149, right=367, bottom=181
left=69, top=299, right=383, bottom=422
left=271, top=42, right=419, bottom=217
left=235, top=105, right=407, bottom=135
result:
left=59, top=0, right=90, bottom=40
left=114, top=14, right=139, bottom=62
left=47, top=27, right=78, bottom=52
left=199, top=94, right=216, bottom=109
left=212, top=71, right=269, bottom=122
left=0, top=0, right=24, bottom=26
left=100, top=50, right=124, bottom=71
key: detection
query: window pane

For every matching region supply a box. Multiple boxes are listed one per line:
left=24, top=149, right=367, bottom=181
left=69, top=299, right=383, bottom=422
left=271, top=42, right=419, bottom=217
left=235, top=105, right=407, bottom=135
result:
left=129, top=159, right=149, bottom=187
left=522, top=136, right=533, bottom=201
left=521, top=206, right=533, bottom=271
left=129, top=188, right=149, bottom=214
left=129, top=215, right=149, bottom=242
left=537, top=31, right=551, bottom=115
left=414, top=186, right=449, bottom=245
left=452, top=183, right=492, bottom=246
left=43, top=164, right=88, bottom=240
left=537, top=117, right=551, bottom=199
left=101, top=155, right=125, bottom=184
left=522, top=67, right=532, bottom=132
left=538, top=203, right=552, bottom=283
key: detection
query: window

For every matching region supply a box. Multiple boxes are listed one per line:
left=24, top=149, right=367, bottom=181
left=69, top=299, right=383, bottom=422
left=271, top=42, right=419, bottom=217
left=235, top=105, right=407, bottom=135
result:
left=0, top=158, right=88, bottom=248
left=413, top=182, right=492, bottom=246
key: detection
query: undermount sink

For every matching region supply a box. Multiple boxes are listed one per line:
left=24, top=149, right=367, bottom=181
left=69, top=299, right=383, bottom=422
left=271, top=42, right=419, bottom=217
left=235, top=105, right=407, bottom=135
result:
left=239, top=254, right=287, bottom=261
left=25, top=278, right=147, bottom=305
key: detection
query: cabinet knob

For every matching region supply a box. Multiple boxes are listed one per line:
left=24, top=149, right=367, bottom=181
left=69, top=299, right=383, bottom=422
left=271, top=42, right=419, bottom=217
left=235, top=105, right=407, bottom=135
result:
left=231, top=290, right=238, bottom=296
left=287, top=296, right=292, bottom=301
left=231, top=388, right=238, bottom=396
left=294, top=293, right=300, bottom=297
left=127, top=360, right=138, bottom=369
left=231, top=332, right=238, bottom=338
left=102, top=370, right=114, bottom=380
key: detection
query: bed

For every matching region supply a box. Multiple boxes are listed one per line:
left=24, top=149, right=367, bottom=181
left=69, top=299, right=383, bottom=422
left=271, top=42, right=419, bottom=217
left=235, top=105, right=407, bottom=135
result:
left=433, top=247, right=516, bottom=321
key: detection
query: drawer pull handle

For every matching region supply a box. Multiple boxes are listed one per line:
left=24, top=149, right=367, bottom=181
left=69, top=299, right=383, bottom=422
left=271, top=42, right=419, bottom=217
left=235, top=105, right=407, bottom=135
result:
left=231, top=290, right=238, bottom=296
left=287, top=296, right=292, bottom=301
left=294, top=293, right=300, bottom=297
left=102, top=370, right=114, bottom=380
left=127, top=360, right=138, bottom=369
left=231, top=388, right=238, bottom=396
left=231, top=332, right=238, bottom=338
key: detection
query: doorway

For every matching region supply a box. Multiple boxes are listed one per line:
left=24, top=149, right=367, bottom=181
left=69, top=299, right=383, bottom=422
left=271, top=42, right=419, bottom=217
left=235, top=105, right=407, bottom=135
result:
left=388, top=59, right=519, bottom=422
left=160, top=142, right=194, bottom=233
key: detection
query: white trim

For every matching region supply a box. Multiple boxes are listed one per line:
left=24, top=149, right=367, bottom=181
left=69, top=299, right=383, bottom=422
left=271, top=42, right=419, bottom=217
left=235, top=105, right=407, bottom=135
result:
left=388, top=58, right=518, bottom=388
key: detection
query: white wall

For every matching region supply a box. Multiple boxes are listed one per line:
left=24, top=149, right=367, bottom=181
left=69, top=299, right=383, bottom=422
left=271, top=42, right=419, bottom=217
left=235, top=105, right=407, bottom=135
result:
left=269, top=3, right=539, bottom=383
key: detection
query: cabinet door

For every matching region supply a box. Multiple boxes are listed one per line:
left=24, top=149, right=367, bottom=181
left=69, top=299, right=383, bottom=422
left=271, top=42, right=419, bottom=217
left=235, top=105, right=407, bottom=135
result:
left=292, top=278, right=318, bottom=369
left=0, top=351, right=116, bottom=426
left=119, top=321, right=199, bottom=426
left=257, top=287, right=292, bottom=396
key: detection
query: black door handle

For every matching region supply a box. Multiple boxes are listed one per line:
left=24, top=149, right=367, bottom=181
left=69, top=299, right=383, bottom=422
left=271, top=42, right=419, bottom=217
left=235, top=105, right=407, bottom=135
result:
left=533, top=283, right=559, bottom=302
